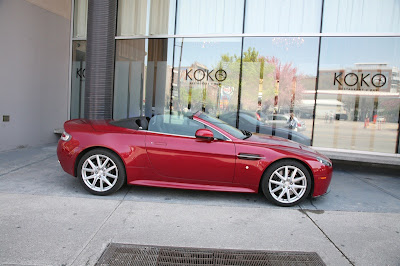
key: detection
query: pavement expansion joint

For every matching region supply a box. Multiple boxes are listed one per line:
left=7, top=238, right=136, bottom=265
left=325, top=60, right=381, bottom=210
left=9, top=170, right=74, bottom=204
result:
left=299, top=207, right=355, bottom=266
left=346, top=171, right=400, bottom=201
left=0, top=154, right=56, bottom=178
left=69, top=186, right=132, bottom=265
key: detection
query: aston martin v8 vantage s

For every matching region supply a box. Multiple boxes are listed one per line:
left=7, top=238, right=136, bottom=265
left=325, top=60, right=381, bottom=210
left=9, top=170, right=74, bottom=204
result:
left=57, top=112, right=332, bottom=207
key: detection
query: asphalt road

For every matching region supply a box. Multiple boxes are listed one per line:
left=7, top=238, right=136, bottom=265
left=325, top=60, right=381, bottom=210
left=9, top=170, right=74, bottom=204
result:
left=0, top=144, right=399, bottom=265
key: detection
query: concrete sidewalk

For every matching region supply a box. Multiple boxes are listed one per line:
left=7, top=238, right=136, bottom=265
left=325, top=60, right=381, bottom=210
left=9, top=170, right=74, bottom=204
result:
left=0, top=144, right=399, bottom=265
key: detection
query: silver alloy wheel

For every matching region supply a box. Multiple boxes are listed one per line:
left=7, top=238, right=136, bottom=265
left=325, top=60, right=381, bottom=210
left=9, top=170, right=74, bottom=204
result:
left=81, top=154, right=119, bottom=192
left=268, top=165, right=307, bottom=204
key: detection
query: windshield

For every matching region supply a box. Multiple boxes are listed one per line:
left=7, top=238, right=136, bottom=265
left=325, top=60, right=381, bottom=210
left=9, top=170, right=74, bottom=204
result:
left=198, top=113, right=247, bottom=139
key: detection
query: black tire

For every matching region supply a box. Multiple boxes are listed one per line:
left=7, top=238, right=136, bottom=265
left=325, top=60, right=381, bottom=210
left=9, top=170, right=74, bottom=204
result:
left=77, top=148, right=126, bottom=196
left=261, top=160, right=312, bottom=207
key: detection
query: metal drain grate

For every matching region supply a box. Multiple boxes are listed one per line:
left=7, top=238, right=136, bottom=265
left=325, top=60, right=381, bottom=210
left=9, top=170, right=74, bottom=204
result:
left=96, top=243, right=325, bottom=266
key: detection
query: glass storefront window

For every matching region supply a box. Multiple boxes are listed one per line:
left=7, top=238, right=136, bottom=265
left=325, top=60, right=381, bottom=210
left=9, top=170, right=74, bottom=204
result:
left=117, top=0, right=176, bottom=36
left=323, top=0, right=400, bottom=33
left=70, top=41, right=86, bottom=119
left=245, top=0, right=322, bottom=33
left=176, top=0, right=244, bottom=34
left=113, top=39, right=174, bottom=119
left=171, top=38, right=242, bottom=121
left=313, top=37, right=400, bottom=153
left=233, top=37, right=319, bottom=145
left=73, top=0, right=88, bottom=38
left=71, top=0, right=400, bottom=154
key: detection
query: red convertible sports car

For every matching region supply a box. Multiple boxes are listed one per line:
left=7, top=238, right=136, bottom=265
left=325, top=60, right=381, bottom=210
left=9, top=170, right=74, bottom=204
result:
left=57, top=111, right=332, bottom=207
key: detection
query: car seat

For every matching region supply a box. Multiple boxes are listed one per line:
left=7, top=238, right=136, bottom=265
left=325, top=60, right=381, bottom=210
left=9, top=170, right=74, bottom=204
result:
left=135, top=117, right=150, bottom=130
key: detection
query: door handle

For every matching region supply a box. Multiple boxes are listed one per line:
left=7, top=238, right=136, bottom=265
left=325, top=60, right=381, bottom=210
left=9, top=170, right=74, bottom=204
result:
left=151, top=141, right=167, bottom=146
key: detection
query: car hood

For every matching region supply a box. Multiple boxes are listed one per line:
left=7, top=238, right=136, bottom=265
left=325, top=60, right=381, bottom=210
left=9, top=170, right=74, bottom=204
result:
left=244, top=124, right=311, bottom=146
left=241, top=133, right=328, bottom=159
left=246, top=133, right=301, bottom=148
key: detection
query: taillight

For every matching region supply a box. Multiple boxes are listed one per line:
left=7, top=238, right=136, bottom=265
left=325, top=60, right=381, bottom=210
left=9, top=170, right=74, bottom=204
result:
left=61, top=131, right=71, bottom=141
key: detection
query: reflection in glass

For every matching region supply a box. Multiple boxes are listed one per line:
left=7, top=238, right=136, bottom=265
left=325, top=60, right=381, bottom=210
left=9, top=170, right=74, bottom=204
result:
left=314, top=37, right=400, bottom=153
left=73, top=0, right=88, bottom=38
left=113, top=39, right=174, bottom=120
left=117, top=0, right=176, bottom=36
left=176, top=0, right=244, bottom=34
left=148, top=114, right=203, bottom=136
left=245, top=0, right=322, bottom=33
left=323, top=0, right=400, bottom=33
left=171, top=38, right=242, bottom=123
left=234, top=37, right=319, bottom=145
left=70, top=41, right=86, bottom=119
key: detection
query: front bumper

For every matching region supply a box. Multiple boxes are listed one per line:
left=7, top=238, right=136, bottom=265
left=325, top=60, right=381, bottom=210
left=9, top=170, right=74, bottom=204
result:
left=312, top=164, right=333, bottom=197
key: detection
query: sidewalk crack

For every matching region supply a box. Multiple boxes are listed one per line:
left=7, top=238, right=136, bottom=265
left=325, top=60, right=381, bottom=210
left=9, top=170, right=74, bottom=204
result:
left=69, top=186, right=131, bottom=266
left=344, top=170, right=400, bottom=201
left=0, top=154, right=56, bottom=178
left=299, top=206, right=355, bottom=266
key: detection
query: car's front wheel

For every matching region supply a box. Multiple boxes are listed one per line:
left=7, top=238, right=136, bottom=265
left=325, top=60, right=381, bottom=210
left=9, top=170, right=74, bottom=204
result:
left=261, top=160, right=312, bottom=207
left=78, top=149, right=125, bottom=195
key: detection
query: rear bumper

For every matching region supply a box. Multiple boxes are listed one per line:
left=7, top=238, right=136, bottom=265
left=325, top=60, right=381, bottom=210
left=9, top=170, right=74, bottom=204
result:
left=57, top=139, right=82, bottom=177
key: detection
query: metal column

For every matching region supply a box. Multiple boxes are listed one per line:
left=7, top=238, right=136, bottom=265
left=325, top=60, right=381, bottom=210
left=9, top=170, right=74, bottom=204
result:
left=84, top=0, right=117, bottom=119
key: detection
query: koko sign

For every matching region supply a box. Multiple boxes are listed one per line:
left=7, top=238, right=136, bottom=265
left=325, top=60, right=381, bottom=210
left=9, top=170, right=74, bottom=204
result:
left=333, top=72, right=388, bottom=91
left=185, top=69, right=227, bottom=84
left=76, top=68, right=85, bottom=79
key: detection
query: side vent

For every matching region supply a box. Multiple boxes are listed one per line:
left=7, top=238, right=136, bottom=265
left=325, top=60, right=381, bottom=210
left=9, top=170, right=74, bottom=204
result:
left=237, top=153, right=264, bottom=160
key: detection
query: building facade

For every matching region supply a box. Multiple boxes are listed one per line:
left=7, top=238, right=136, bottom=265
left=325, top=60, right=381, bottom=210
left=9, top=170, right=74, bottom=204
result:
left=0, top=0, right=71, bottom=151
left=64, top=0, right=400, bottom=156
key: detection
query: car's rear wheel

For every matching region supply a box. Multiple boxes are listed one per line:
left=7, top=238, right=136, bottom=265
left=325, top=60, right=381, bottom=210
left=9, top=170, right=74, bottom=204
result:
left=261, top=160, right=312, bottom=207
left=78, top=149, right=125, bottom=195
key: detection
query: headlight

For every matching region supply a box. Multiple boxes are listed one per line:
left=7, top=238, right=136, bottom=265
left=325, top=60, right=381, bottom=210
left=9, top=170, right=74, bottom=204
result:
left=316, top=156, right=332, bottom=167
left=61, top=131, right=71, bottom=141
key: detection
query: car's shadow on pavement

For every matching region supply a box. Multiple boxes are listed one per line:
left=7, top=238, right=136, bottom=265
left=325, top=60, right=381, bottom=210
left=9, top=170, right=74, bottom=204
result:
left=124, top=185, right=275, bottom=208
left=1, top=152, right=399, bottom=212
left=0, top=154, right=282, bottom=208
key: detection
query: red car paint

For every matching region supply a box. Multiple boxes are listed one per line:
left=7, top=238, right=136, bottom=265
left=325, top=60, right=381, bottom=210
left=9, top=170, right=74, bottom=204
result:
left=57, top=113, right=332, bottom=197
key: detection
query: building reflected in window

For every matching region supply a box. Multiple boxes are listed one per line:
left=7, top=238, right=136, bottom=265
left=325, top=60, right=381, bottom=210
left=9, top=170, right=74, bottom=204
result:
left=70, top=0, right=400, bottom=154
left=313, top=38, right=400, bottom=153
left=171, top=38, right=241, bottom=119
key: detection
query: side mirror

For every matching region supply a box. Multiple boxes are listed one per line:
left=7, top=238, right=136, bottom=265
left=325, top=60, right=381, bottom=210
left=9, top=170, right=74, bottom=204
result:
left=195, top=129, right=214, bottom=141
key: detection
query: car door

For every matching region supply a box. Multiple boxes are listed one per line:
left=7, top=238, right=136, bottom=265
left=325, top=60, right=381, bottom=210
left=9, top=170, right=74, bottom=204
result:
left=145, top=114, right=236, bottom=183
